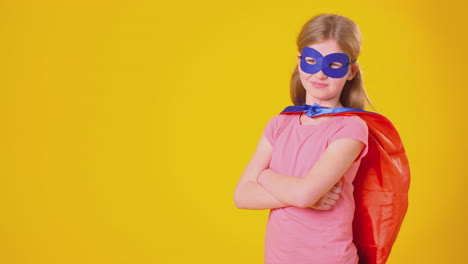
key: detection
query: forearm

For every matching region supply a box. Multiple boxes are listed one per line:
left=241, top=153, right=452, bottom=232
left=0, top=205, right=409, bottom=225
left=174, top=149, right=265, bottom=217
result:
left=234, top=180, right=290, bottom=210
left=258, top=169, right=321, bottom=208
left=255, top=139, right=364, bottom=209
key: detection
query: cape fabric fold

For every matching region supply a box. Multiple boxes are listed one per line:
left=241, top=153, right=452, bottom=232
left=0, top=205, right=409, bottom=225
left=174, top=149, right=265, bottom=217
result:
left=280, top=105, right=410, bottom=264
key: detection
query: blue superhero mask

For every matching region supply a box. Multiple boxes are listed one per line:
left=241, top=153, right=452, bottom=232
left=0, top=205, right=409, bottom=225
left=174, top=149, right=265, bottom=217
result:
left=299, top=47, right=356, bottom=78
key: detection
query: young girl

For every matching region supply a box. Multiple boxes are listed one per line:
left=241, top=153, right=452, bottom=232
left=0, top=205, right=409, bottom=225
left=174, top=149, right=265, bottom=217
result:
left=234, top=14, right=409, bottom=264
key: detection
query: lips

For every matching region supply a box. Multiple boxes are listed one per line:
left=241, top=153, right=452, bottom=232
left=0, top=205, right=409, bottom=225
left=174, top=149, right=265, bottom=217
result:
left=311, top=82, right=328, bottom=88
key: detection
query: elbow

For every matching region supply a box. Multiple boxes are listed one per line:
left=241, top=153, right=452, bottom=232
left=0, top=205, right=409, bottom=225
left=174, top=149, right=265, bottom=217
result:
left=234, top=199, right=247, bottom=209
left=233, top=183, right=261, bottom=210
left=233, top=187, right=248, bottom=209
left=234, top=195, right=252, bottom=209
left=233, top=194, right=243, bottom=209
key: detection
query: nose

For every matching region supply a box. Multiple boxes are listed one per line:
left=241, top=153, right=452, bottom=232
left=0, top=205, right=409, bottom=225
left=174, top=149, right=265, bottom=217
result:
left=314, top=70, right=328, bottom=80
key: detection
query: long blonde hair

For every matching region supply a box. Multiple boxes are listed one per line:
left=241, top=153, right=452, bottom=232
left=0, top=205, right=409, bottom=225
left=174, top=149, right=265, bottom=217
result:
left=290, top=14, right=372, bottom=110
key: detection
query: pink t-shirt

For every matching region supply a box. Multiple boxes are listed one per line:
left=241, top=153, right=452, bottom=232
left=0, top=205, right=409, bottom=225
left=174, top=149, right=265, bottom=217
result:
left=262, top=113, right=368, bottom=264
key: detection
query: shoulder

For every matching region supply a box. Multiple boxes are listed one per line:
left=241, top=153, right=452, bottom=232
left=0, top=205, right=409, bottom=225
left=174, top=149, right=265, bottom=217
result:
left=269, top=113, right=296, bottom=121
left=328, top=115, right=369, bottom=160
left=263, top=114, right=298, bottom=145
left=333, top=115, right=368, bottom=130
left=329, top=115, right=369, bottom=143
left=265, top=113, right=297, bottom=127
left=340, top=115, right=367, bottom=125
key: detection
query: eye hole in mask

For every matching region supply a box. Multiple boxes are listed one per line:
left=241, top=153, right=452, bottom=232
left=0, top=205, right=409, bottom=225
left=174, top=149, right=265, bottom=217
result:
left=304, top=57, right=343, bottom=69
left=328, top=62, right=343, bottom=69
left=305, top=57, right=317, bottom=65
left=299, top=47, right=355, bottom=78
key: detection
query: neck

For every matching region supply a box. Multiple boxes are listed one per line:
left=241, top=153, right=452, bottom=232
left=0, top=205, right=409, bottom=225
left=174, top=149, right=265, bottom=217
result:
left=305, top=94, right=343, bottom=108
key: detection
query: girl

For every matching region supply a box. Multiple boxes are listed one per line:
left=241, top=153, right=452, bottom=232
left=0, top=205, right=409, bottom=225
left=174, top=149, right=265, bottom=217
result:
left=234, top=14, right=409, bottom=264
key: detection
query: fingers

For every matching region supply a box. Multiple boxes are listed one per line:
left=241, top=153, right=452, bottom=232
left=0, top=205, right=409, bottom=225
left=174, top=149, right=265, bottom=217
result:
left=321, top=197, right=337, bottom=206
left=325, top=192, right=339, bottom=200
left=315, top=182, right=342, bottom=208
left=336, top=180, right=343, bottom=187
left=309, top=203, right=332, bottom=211
left=309, top=197, right=336, bottom=210
left=310, top=181, right=344, bottom=211
left=331, top=181, right=342, bottom=194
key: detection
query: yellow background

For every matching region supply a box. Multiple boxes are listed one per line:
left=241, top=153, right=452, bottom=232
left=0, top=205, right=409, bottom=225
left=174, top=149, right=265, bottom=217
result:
left=1, top=0, right=466, bottom=263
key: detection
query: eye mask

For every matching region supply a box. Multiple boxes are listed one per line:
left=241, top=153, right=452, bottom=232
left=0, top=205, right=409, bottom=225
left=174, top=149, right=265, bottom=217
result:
left=299, top=47, right=356, bottom=78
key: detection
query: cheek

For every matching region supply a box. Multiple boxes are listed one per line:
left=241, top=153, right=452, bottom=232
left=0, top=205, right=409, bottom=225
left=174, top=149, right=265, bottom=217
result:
left=299, top=72, right=312, bottom=87
left=298, top=69, right=311, bottom=81
left=330, top=78, right=348, bottom=89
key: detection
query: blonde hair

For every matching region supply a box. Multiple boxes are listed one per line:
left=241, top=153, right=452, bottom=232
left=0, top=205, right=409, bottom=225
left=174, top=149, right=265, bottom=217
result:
left=290, top=14, right=372, bottom=110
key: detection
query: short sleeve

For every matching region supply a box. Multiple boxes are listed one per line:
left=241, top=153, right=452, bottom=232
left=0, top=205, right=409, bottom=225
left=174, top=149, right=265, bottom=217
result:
left=262, top=115, right=280, bottom=146
left=329, top=116, right=369, bottom=161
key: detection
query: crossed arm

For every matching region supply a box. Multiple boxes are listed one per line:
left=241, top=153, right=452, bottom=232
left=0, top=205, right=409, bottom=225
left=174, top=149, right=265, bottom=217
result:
left=234, top=134, right=364, bottom=210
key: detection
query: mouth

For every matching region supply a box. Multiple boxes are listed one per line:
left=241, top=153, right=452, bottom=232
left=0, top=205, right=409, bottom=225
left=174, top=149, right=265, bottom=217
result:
left=311, top=82, right=328, bottom=88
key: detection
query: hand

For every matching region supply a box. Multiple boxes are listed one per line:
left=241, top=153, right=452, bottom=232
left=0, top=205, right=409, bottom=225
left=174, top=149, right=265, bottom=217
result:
left=309, top=180, right=343, bottom=210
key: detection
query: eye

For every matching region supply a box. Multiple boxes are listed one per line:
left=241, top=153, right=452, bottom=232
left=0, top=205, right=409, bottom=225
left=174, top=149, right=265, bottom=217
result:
left=305, top=57, right=317, bottom=65
left=328, top=62, right=343, bottom=69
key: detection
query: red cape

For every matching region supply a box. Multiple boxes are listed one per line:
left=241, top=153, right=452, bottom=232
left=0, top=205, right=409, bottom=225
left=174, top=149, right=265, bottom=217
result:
left=281, top=110, right=410, bottom=264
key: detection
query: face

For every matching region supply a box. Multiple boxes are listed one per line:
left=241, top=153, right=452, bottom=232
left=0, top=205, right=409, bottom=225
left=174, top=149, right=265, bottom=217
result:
left=298, top=39, right=359, bottom=107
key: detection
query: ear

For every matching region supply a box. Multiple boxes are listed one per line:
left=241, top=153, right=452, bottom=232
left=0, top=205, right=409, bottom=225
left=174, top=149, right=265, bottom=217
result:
left=297, top=53, right=301, bottom=61
left=347, top=63, right=360, bottom=80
